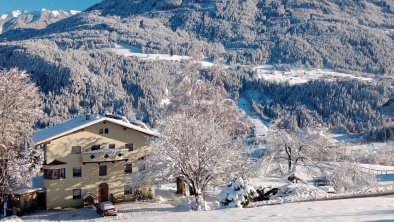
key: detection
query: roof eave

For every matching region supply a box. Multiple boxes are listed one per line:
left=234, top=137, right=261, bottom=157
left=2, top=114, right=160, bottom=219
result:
left=33, top=117, right=157, bottom=146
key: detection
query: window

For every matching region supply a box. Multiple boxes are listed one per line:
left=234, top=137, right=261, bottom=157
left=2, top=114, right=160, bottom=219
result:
left=91, top=145, right=101, bottom=151
left=99, top=128, right=109, bottom=134
left=43, top=168, right=66, bottom=179
left=139, top=163, right=146, bottom=172
left=71, top=146, right=81, bottom=154
left=73, top=167, right=82, bottom=177
left=137, top=157, right=146, bottom=172
left=99, top=165, right=107, bottom=176
left=109, top=144, right=116, bottom=149
left=125, top=143, right=134, bottom=151
left=73, top=189, right=81, bottom=200
left=124, top=186, right=132, bottom=195
left=124, top=164, right=132, bottom=174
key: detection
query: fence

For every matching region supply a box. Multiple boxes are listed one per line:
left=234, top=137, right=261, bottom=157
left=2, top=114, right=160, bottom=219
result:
left=360, top=166, right=394, bottom=175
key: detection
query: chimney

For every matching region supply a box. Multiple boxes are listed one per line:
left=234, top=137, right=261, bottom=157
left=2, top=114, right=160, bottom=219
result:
left=86, top=113, right=91, bottom=120
left=105, top=112, right=112, bottom=118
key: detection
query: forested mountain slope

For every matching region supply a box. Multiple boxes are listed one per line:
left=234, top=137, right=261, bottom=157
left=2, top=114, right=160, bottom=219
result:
left=0, top=0, right=393, bottom=132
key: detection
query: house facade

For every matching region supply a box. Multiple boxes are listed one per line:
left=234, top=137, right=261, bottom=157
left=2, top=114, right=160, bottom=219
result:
left=33, top=114, right=156, bottom=210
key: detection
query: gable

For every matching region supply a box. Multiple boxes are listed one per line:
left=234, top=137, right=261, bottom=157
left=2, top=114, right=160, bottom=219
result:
left=33, top=114, right=157, bottom=145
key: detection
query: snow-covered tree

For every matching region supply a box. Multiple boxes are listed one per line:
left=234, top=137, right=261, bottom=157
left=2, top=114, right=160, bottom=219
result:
left=144, top=114, right=251, bottom=210
left=165, top=69, right=249, bottom=138
left=328, top=161, right=377, bottom=192
left=262, top=125, right=335, bottom=180
left=133, top=73, right=251, bottom=210
left=219, top=177, right=257, bottom=208
left=0, top=68, right=41, bottom=201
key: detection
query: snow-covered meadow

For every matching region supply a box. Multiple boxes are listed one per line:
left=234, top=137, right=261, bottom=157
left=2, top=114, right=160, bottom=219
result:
left=107, top=44, right=214, bottom=67
left=106, top=43, right=381, bottom=88
left=252, top=65, right=375, bottom=85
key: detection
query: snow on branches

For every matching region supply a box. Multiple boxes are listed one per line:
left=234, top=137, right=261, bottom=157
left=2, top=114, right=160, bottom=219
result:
left=262, top=125, right=336, bottom=180
left=0, top=68, right=42, bottom=196
left=146, top=114, right=251, bottom=210
left=328, top=161, right=378, bottom=192
left=133, top=73, right=252, bottom=210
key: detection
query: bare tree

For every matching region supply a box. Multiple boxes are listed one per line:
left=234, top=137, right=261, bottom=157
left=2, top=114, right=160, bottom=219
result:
left=0, top=68, right=42, bottom=203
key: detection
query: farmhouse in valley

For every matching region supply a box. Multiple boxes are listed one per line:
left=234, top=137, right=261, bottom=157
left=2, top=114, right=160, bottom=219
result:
left=32, top=113, right=157, bottom=210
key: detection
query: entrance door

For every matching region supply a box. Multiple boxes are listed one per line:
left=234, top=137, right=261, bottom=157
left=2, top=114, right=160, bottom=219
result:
left=98, top=183, right=109, bottom=202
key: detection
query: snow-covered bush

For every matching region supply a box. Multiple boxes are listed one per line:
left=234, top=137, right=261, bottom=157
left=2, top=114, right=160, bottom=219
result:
left=276, top=183, right=329, bottom=201
left=219, top=177, right=257, bottom=208
left=328, top=161, right=378, bottom=192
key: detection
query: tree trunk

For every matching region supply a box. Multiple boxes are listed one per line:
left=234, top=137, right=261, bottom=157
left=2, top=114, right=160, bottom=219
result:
left=194, top=190, right=205, bottom=211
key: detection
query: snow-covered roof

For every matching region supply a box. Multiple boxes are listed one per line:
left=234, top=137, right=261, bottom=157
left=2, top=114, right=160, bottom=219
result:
left=99, top=201, right=116, bottom=210
left=33, top=114, right=157, bottom=145
left=11, top=187, right=40, bottom=195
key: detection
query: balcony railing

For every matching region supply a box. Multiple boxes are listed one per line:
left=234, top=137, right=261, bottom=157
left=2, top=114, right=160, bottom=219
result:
left=81, top=146, right=149, bottom=163
left=81, top=148, right=130, bottom=163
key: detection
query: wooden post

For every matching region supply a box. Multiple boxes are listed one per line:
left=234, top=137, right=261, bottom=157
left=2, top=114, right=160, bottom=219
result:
left=176, top=177, right=186, bottom=196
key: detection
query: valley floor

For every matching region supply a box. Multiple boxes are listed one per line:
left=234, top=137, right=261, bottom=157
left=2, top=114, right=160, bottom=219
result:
left=16, top=195, right=394, bottom=222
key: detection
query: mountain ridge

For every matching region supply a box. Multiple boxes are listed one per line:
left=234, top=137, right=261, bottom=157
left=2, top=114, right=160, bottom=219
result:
left=0, top=9, right=79, bottom=34
left=0, top=0, right=393, bottom=131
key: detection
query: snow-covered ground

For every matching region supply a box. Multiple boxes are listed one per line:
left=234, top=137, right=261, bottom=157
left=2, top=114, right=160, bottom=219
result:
left=107, top=44, right=214, bottom=67
left=252, top=65, right=374, bottom=85
left=16, top=195, right=394, bottom=222
left=125, top=195, right=394, bottom=222
left=106, top=44, right=382, bottom=87
left=237, top=97, right=268, bottom=141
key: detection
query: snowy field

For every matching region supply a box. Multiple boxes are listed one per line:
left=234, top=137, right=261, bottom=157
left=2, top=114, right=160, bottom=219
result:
left=13, top=195, right=394, bottom=222
left=252, top=65, right=374, bottom=85
left=105, top=44, right=384, bottom=87
left=107, top=44, right=214, bottom=67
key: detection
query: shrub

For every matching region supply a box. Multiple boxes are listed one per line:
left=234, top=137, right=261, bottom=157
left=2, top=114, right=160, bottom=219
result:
left=219, top=177, right=257, bottom=208
left=133, top=187, right=154, bottom=201
left=328, top=161, right=378, bottom=192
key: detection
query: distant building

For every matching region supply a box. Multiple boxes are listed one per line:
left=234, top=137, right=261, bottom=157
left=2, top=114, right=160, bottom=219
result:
left=33, top=113, right=157, bottom=210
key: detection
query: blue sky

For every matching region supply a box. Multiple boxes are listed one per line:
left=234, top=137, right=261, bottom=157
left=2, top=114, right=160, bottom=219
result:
left=0, top=0, right=102, bottom=14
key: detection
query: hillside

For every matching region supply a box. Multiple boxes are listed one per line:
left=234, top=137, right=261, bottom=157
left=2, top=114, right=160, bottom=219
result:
left=0, top=0, right=393, bottom=133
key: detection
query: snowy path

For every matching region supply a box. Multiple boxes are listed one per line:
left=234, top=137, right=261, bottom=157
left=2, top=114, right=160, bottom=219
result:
left=20, top=195, right=394, bottom=222
left=237, top=97, right=268, bottom=142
